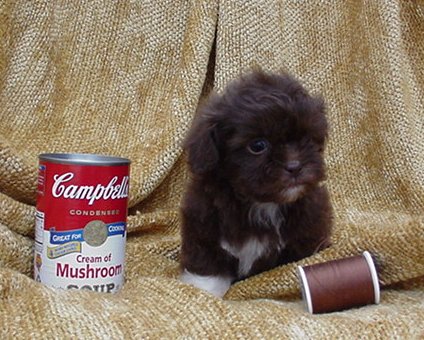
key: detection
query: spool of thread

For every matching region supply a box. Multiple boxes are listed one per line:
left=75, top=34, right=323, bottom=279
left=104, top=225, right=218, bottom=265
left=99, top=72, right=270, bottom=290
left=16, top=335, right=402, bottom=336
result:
left=297, top=251, right=380, bottom=314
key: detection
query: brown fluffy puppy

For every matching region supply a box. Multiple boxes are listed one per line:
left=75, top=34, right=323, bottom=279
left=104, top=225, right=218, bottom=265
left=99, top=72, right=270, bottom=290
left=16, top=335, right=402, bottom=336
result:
left=180, top=70, right=332, bottom=297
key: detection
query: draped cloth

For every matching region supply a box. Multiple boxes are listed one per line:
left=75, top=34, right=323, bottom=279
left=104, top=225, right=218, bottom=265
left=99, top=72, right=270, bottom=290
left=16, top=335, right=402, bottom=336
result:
left=1, top=1, right=423, bottom=338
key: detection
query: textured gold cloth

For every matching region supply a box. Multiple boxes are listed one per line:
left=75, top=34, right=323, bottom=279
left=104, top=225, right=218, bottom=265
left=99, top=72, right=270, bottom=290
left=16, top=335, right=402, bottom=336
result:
left=1, top=1, right=423, bottom=338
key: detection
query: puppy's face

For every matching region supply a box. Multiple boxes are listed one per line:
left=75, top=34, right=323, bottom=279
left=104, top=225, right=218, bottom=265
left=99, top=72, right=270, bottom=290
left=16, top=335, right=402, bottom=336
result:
left=185, top=71, right=328, bottom=204
left=222, top=109, right=327, bottom=203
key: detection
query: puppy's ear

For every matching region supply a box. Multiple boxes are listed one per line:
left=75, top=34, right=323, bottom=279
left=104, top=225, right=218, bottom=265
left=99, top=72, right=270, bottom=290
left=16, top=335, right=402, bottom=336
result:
left=184, top=110, right=221, bottom=175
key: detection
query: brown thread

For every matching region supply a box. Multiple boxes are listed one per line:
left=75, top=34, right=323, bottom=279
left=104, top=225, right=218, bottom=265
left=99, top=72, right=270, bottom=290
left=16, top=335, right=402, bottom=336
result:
left=298, top=251, right=380, bottom=314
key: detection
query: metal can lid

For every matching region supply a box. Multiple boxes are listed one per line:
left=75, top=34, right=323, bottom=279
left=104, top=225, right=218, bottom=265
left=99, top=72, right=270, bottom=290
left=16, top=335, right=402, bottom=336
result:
left=39, top=153, right=131, bottom=166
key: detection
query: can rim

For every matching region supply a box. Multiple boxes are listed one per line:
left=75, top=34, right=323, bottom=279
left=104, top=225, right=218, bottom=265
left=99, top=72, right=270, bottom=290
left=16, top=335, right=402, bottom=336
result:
left=39, top=153, right=131, bottom=166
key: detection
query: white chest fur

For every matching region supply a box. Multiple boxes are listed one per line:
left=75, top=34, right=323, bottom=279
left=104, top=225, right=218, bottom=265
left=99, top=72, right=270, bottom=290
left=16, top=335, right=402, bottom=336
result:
left=221, top=237, right=269, bottom=277
left=221, top=202, right=285, bottom=277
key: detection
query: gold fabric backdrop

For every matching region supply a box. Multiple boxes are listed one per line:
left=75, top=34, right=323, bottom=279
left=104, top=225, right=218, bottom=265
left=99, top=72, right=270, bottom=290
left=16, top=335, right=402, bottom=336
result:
left=1, top=1, right=423, bottom=338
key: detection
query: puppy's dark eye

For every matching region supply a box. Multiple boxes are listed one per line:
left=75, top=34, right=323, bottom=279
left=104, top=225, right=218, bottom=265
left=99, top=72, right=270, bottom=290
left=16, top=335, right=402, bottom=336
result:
left=247, top=139, right=269, bottom=155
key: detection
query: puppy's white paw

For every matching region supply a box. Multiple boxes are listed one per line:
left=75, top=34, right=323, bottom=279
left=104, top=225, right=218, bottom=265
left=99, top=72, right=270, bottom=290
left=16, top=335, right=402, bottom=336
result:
left=180, top=270, right=232, bottom=298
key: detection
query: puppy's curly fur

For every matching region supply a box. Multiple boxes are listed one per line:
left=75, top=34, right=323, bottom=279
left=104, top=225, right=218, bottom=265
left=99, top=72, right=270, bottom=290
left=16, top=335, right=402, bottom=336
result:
left=180, top=70, right=332, bottom=297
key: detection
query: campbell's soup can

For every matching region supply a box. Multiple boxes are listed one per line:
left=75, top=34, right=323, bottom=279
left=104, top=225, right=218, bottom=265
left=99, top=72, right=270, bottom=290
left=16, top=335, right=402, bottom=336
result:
left=34, top=153, right=130, bottom=293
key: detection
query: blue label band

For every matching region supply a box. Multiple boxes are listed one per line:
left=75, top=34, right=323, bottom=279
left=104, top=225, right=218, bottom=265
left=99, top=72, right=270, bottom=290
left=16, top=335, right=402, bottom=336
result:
left=50, top=229, right=83, bottom=244
left=107, top=222, right=126, bottom=237
left=49, top=222, right=126, bottom=245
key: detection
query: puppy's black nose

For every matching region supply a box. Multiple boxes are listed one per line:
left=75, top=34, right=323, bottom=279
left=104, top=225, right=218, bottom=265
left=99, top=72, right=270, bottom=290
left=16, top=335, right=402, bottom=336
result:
left=284, top=160, right=302, bottom=174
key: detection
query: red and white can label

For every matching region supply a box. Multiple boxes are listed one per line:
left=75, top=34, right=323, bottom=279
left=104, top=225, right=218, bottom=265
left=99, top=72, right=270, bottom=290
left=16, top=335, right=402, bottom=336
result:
left=34, top=154, right=130, bottom=293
